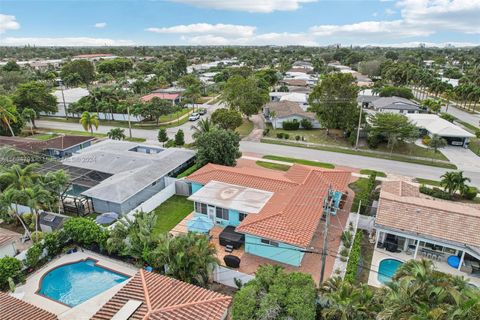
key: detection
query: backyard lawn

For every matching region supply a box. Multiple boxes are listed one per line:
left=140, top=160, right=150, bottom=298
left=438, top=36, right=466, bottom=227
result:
left=349, top=178, right=369, bottom=213
left=152, top=195, right=193, bottom=235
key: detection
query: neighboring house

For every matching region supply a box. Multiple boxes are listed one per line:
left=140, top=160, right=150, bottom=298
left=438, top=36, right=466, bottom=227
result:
left=371, top=181, right=480, bottom=287
left=279, top=92, right=309, bottom=110
left=359, top=96, right=420, bottom=114
left=140, top=92, right=181, bottom=105
left=263, top=101, right=319, bottom=129
left=269, top=91, right=290, bottom=102
left=72, top=53, right=117, bottom=61
left=58, top=140, right=195, bottom=214
left=39, top=212, right=67, bottom=233
left=186, top=164, right=351, bottom=266
left=92, top=269, right=232, bottom=320
left=0, top=292, right=57, bottom=320
left=0, top=135, right=94, bottom=159
left=51, top=87, right=90, bottom=117
left=0, top=235, right=17, bottom=258
left=406, top=113, right=475, bottom=147
left=279, top=79, right=308, bottom=87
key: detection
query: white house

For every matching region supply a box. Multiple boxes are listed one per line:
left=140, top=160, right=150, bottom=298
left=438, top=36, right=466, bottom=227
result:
left=263, top=101, right=320, bottom=129
left=0, top=235, right=17, bottom=258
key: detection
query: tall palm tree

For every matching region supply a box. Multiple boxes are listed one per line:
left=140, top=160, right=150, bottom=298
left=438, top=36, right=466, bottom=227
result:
left=21, top=108, right=36, bottom=134
left=0, top=188, right=31, bottom=237
left=79, top=111, right=99, bottom=134
left=21, top=186, right=52, bottom=232
left=191, top=118, right=216, bottom=139
left=0, top=95, right=17, bottom=137
left=42, top=169, right=70, bottom=213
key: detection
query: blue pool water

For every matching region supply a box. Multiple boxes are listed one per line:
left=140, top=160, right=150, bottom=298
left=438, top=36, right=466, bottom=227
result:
left=378, top=258, right=403, bottom=284
left=38, top=259, right=129, bottom=307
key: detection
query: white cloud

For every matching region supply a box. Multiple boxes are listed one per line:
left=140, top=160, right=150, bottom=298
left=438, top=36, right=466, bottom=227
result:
left=146, top=23, right=256, bottom=37
left=170, top=0, right=316, bottom=13
left=363, top=41, right=479, bottom=48
left=94, top=22, right=107, bottom=28
left=182, top=32, right=317, bottom=46
left=0, top=14, right=20, bottom=33
left=0, top=37, right=135, bottom=46
left=385, top=8, right=396, bottom=15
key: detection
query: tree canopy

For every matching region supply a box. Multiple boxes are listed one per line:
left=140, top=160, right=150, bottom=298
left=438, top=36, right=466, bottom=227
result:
left=61, top=59, right=95, bottom=85
left=221, top=75, right=268, bottom=118
left=13, top=81, right=57, bottom=114
left=196, top=128, right=241, bottom=166
left=211, top=108, right=243, bottom=130
left=368, top=113, right=418, bottom=152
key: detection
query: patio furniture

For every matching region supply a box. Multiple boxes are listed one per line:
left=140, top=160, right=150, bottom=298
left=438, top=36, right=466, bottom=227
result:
left=385, top=242, right=398, bottom=253
left=225, top=245, right=233, bottom=253
left=219, top=226, right=245, bottom=249
left=447, top=255, right=460, bottom=269
left=224, top=255, right=241, bottom=268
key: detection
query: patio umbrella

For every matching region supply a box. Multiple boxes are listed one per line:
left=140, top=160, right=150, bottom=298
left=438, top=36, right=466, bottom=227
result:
left=187, top=215, right=214, bottom=234
left=95, top=212, right=119, bottom=225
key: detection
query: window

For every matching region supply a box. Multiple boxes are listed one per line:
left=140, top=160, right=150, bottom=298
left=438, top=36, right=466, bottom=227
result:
left=215, top=207, right=229, bottom=220
left=239, top=212, right=248, bottom=222
left=260, top=238, right=279, bottom=247
left=195, top=202, right=207, bottom=215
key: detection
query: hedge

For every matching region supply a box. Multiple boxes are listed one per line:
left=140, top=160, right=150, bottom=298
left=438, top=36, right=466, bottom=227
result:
left=176, top=163, right=200, bottom=178
left=419, top=185, right=452, bottom=200
left=344, top=231, right=363, bottom=283
left=282, top=120, right=300, bottom=130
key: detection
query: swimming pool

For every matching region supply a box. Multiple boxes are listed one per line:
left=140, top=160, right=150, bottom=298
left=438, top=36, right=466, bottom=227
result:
left=378, top=258, right=403, bottom=284
left=38, top=258, right=129, bottom=307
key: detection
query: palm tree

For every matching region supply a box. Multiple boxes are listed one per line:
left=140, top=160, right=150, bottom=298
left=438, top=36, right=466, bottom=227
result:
left=191, top=118, right=215, bottom=140
left=428, top=134, right=447, bottom=155
left=79, top=111, right=99, bottom=134
left=21, top=108, right=37, bottom=135
left=21, top=186, right=52, bottom=232
left=0, top=188, right=31, bottom=237
left=440, top=171, right=471, bottom=196
left=107, top=127, right=126, bottom=140
left=42, top=169, right=70, bottom=213
left=0, top=163, right=40, bottom=191
left=0, top=95, right=17, bottom=137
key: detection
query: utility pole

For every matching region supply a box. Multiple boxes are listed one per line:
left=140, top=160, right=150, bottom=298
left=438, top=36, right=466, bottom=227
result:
left=320, top=187, right=334, bottom=284
left=60, top=82, right=68, bottom=120
left=355, top=97, right=363, bottom=149
left=127, top=105, right=132, bottom=139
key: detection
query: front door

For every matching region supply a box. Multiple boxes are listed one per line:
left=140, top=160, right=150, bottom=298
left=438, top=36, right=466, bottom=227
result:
left=207, top=205, right=216, bottom=223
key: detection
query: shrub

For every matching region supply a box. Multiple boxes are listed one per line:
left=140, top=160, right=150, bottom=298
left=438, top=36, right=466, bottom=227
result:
left=340, top=247, right=349, bottom=257
left=419, top=185, right=452, bottom=200
left=276, top=132, right=284, bottom=139
left=30, top=231, right=44, bottom=244
left=0, top=257, right=23, bottom=291
left=367, top=133, right=383, bottom=149
left=341, top=230, right=353, bottom=248
left=344, top=231, right=363, bottom=283
left=295, top=135, right=301, bottom=141
left=164, top=139, right=176, bottom=148
left=63, top=217, right=107, bottom=247
left=440, top=113, right=455, bottom=123
left=462, top=186, right=478, bottom=200
left=174, top=129, right=185, bottom=146
left=282, top=120, right=300, bottom=130
left=476, top=131, right=480, bottom=139
left=283, top=133, right=290, bottom=139
left=300, top=118, right=313, bottom=130
left=43, top=231, right=63, bottom=258
left=262, top=128, right=270, bottom=136
left=422, top=135, right=431, bottom=146
left=25, top=243, right=43, bottom=269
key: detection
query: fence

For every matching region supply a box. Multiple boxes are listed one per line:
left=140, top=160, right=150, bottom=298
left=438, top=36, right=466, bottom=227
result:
left=213, top=265, right=254, bottom=288
left=175, top=179, right=191, bottom=196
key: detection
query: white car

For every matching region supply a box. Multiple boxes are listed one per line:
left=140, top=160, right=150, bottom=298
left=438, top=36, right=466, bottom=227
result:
left=188, top=113, right=200, bottom=121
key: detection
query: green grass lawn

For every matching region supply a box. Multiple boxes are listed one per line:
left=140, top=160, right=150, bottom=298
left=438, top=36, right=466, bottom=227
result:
left=361, top=142, right=448, bottom=161
left=31, top=133, right=58, bottom=140
left=359, top=169, right=387, bottom=178
left=261, top=139, right=457, bottom=170
left=349, top=178, right=369, bottom=213
left=415, top=177, right=442, bottom=187
left=176, top=163, right=201, bottom=178
left=152, top=195, right=193, bottom=235
left=36, top=128, right=146, bottom=142
left=469, top=138, right=480, bottom=157
left=236, top=119, right=254, bottom=137
left=256, top=160, right=291, bottom=171
left=262, top=155, right=335, bottom=169
left=266, top=126, right=351, bottom=147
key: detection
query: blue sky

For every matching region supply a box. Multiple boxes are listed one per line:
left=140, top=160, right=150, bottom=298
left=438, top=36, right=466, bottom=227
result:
left=1, top=0, right=479, bottom=47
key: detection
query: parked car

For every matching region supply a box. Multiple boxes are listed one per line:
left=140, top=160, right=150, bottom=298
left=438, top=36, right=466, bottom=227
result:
left=189, top=113, right=200, bottom=121
left=198, top=108, right=207, bottom=115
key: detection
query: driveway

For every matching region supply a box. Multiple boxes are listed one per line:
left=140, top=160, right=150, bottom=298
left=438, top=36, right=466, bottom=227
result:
left=441, top=146, right=480, bottom=172
left=243, top=114, right=265, bottom=142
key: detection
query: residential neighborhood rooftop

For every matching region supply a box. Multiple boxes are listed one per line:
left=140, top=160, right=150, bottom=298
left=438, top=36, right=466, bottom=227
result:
left=406, top=113, right=475, bottom=138
left=91, top=269, right=232, bottom=320
left=188, top=163, right=351, bottom=247
left=140, top=92, right=180, bottom=102
left=0, top=135, right=95, bottom=153
left=264, top=100, right=315, bottom=119
left=0, top=292, right=57, bottom=320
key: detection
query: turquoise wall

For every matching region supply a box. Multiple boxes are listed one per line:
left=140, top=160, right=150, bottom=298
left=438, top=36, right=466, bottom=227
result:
left=244, top=235, right=304, bottom=266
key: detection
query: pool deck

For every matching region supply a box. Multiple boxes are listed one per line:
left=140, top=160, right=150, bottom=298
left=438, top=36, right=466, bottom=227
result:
left=368, top=248, right=480, bottom=288
left=13, top=250, right=138, bottom=317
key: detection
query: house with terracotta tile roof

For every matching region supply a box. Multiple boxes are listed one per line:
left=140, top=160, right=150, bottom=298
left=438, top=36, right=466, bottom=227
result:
left=186, top=163, right=351, bottom=267
left=140, top=92, right=181, bottom=105
left=370, top=181, right=480, bottom=287
left=91, top=269, right=231, bottom=320
left=0, top=292, right=58, bottom=320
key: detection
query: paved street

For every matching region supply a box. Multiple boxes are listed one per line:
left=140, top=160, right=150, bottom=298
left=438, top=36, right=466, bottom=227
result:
left=37, top=103, right=221, bottom=144
left=441, top=104, right=480, bottom=128
left=240, top=141, right=480, bottom=188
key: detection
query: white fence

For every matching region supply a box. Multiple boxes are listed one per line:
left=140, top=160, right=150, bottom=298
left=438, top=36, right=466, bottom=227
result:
left=213, top=265, right=254, bottom=288
left=42, top=110, right=145, bottom=122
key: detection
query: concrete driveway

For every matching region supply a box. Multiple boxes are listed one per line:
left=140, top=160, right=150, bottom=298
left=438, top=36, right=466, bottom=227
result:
left=243, top=114, right=265, bottom=142
left=441, top=146, right=480, bottom=172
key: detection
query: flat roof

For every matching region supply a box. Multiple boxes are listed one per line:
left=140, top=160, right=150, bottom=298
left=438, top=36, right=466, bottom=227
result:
left=188, top=181, right=273, bottom=214
left=406, top=114, right=475, bottom=138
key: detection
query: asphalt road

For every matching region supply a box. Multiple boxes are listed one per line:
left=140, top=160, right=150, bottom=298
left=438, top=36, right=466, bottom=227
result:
left=37, top=103, right=221, bottom=144
left=240, top=141, right=480, bottom=188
